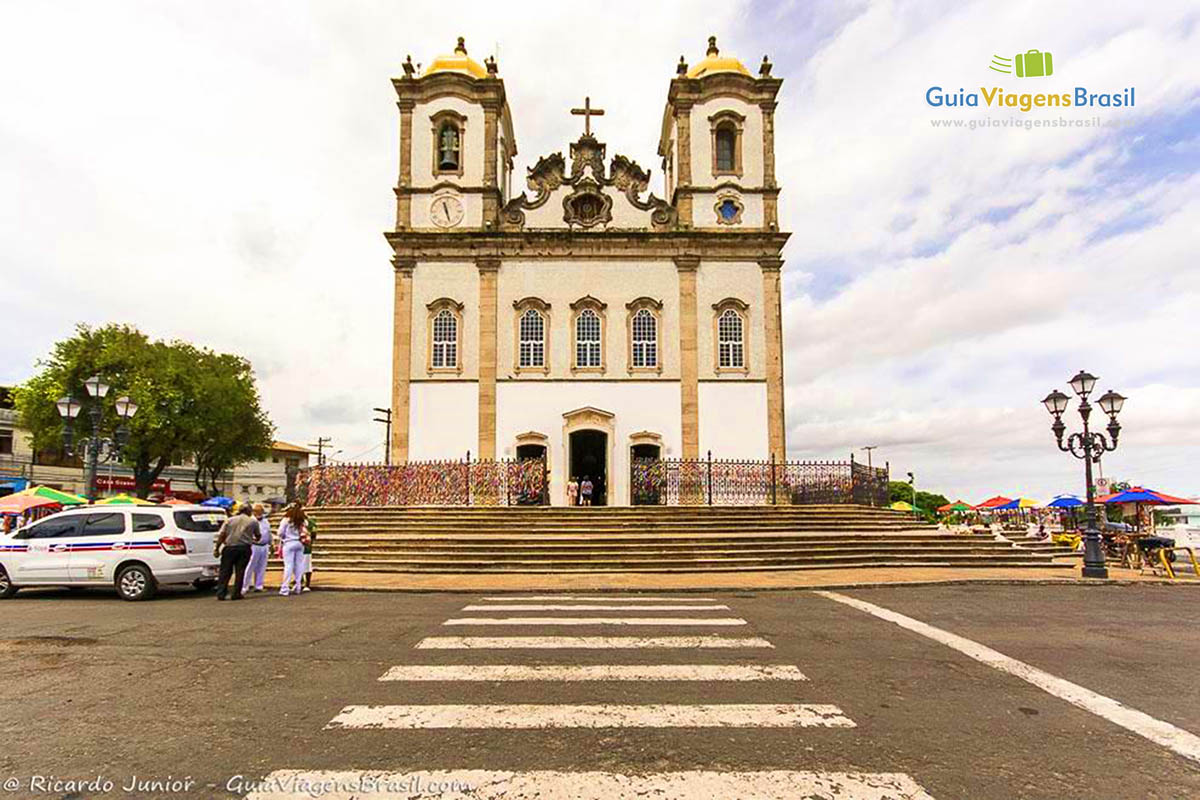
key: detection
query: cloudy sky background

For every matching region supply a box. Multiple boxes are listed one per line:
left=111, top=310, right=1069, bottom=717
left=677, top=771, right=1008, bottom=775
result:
left=2, top=0, right=1197, bottom=501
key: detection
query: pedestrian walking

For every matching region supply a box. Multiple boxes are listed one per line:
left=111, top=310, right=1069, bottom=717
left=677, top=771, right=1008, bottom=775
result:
left=213, top=505, right=257, bottom=601
left=301, top=516, right=317, bottom=592
left=567, top=477, right=579, bottom=507
left=580, top=476, right=593, bottom=507
left=277, top=503, right=308, bottom=596
left=242, top=503, right=271, bottom=593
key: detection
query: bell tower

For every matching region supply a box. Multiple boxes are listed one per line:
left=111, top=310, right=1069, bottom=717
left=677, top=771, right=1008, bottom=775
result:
left=392, top=37, right=517, bottom=233
left=657, top=37, right=782, bottom=231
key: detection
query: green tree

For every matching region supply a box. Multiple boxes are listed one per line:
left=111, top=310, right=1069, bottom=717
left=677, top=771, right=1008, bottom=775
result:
left=15, top=324, right=273, bottom=498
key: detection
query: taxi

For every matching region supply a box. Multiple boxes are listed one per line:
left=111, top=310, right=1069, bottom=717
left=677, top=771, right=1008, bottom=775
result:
left=0, top=505, right=225, bottom=601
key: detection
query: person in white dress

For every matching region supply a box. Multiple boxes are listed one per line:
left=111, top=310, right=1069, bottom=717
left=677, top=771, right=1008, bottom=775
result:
left=277, top=504, right=308, bottom=596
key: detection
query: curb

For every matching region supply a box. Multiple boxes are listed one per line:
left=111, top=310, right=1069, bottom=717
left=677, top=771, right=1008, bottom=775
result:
left=299, top=576, right=1200, bottom=594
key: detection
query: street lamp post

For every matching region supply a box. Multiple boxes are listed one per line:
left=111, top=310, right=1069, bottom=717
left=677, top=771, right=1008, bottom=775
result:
left=56, top=375, right=139, bottom=501
left=1042, top=370, right=1125, bottom=579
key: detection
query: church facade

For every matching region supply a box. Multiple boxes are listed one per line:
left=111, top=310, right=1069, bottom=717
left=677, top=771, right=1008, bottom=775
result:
left=386, top=37, right=789, bottom=506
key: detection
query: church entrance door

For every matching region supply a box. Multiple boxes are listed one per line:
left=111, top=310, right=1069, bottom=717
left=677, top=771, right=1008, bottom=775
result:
left=629, top=443, right=662, bottom=506
left=569, top=430, right=607, bottom=506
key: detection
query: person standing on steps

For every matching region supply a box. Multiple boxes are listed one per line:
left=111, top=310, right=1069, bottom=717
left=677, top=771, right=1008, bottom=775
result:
left=213, top=505, right=258, bottom=601
left=567, top=476, right=579, bottom=507
left=277, top=503, right=308, bottom=596
left=301, top=515, right=317, bottom=592
left=580, top=476, right=593, bottom=507
left=242, top=503, right=271, bottom=593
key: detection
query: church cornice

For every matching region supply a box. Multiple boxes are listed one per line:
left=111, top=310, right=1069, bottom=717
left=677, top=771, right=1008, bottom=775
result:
left=384, top=229, right=790, bottom=262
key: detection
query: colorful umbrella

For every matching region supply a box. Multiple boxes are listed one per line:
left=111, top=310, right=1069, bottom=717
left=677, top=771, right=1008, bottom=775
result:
left=0, top=493, right=60, bottom=514
left=1100, top=487, right=1192, bottom=505
left=890, top=501, right=916, bottom=511
left=974, top=496, right=1013, bottom=510
left=162, top=497, right=192, bottom=506
left=993, top=498, right=1040, bottom=510
left=1046, top=495, right=1083, bottom=508
left=97, top=493, right=153, bottom=505
left=15, top=485, right=88, bottom=505
left=937, top=500, right=972, bottom=513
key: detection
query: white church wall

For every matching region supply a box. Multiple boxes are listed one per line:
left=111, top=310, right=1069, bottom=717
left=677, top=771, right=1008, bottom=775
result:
left=496, top=261, right=680, bottom=379
left=496, top=381, right=682, bottom=506
left=411, top=261, right=479, bottom=379
left=696, top=261, right=765, bottom=378
left=689, top=97, right=764, bottom=187
left=409, top=381, right=479, bottom=461
left=698, top=382, right=769, bottom=459
left=411, top=97, right=486, bottom=188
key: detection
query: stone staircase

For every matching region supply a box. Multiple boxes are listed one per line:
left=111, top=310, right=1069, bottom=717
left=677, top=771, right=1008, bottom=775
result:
left=291, top=506, right=1069, bottom=574
left=1001, top=532, right=1078, bottom=558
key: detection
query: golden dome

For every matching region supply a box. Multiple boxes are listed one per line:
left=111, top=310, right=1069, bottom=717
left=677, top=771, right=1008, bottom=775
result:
left=685, top=36, right=750, bottom=78
left=424, top=37, right=487, bottom=79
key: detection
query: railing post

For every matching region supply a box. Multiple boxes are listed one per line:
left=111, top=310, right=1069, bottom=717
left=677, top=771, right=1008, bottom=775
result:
left=706, top=449, right=713, bottom=506
left=506, top=460, right=512, bottom=507
left=465, top=450, right=471, bottom=506
left=770, top=453, right=777, bottom=506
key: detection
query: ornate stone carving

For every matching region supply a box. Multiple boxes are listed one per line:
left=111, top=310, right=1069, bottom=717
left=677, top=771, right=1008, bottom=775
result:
left=500, top=133, right=676, bottom=231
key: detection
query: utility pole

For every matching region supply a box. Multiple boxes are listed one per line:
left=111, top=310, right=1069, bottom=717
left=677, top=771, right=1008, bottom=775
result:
left=308, top=437, right=332, bottom=467
left=373, top=407, right=393, bottom=466
left=861, top=446, right=878, bottom=470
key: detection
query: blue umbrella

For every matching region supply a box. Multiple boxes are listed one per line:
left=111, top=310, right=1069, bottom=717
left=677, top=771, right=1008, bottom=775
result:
left=1047, top=495, right=1083, bottom=508
left=200, top=496, right=234, bottom=509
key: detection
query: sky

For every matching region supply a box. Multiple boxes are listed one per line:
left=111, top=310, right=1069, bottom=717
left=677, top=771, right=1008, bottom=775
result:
left=2, top=0, right=1198, bottom=502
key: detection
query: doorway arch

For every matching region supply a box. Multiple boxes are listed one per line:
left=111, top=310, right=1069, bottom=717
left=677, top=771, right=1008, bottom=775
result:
left=562, top=406, right=615, bottom=507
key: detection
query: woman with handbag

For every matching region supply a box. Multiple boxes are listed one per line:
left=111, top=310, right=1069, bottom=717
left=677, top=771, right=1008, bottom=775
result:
left=277, top=503, right=309, bottom=596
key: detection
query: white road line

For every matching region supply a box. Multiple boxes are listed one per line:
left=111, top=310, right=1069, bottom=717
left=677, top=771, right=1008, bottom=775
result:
left=462, top=604, right=732, bottom=611
left=443, top=617, right=747, bottom=626
left=244, top=769, right=933, bottom=800
left=378, top=664, right=808, bottom=682
left=416, top=635, right=774, bottom=649
left=479, top=595, right=718, bottom=602
left=817, top=590, right=1200, bottom=765
left=326, top=703, right=855, bottom=730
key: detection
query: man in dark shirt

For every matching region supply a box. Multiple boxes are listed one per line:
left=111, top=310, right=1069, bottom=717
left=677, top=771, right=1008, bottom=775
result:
left=213, top=504, right=257, bottom=601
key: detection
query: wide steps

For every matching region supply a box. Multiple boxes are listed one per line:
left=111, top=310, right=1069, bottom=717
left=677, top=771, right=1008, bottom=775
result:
left=291, top=505, right=1060, bottom=574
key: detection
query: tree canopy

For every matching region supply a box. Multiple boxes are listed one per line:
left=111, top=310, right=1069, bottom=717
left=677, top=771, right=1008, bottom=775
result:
left=16, top=324, right=273, bottom=497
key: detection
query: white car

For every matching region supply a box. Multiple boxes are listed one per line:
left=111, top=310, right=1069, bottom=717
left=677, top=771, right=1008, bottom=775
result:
left=0, top=505, right=224, bottom=601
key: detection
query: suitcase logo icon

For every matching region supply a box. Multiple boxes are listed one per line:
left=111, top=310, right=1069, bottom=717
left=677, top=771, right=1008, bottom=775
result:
left=989, top=50, right=1054, bottom=78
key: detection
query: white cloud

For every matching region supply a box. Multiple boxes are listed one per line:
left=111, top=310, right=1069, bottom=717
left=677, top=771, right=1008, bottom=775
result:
left=1, top=0, right=1196, bottom=501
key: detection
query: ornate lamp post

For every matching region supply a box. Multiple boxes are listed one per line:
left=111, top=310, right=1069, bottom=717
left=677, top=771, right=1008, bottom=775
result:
left=56, top=375, right=139, bottom=500
left=1042, top=370, right=1126, bottom=579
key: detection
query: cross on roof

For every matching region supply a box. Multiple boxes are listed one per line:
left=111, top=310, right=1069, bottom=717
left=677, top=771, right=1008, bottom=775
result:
left=570, top=96, right=605, bottom=136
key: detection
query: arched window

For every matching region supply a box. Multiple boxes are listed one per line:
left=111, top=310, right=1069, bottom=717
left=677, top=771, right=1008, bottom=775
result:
left=437, top=122, right=460, bottom=172
left=576, top=309, right=601, bottom=368
left=519, top=308, right=545, bottom=368
left=432, top=309, right=458, bottom=368
left=709, top=111, right=744, bottom=177
left=631, top=309, right=657, bottom=369
left=717, top=308, right=744, bottom=369
left=715, top=124, right=736, bottom=172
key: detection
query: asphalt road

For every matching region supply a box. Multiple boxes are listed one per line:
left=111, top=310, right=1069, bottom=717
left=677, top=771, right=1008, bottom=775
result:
left=0, top=584, right=1197, bottom=799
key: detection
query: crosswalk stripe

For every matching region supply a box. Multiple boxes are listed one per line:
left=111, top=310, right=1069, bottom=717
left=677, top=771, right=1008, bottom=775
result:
left=243, top=769, right=934, bottom=799
left=479, top=595, right=718, bottom=602
left=443, top=617, right=747, bottom=626
left=326, top=703, right=856, bottom=730
left=416, top=636, right=775, bottom=649
left=462, top=604, right=732, bottom=611
left=378, top=664, right=808, bottom=682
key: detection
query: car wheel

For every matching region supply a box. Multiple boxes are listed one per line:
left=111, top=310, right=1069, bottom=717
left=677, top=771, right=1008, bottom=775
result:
left=0, top=566, right=17, bottom=599
left=116, top=564, right=157, bottom=602
left=193, top=579, right=217, bottom=592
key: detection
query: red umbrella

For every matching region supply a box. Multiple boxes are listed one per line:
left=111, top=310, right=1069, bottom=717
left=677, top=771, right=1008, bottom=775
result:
left=0, top=494, right=60, bottom=514
left=973, top=496, right=1013, bottom=510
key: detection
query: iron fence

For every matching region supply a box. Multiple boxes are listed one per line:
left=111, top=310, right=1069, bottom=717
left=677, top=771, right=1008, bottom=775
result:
left=631, top=452, right=889, bottom=507
left=296, top=454, right=548, bottom=507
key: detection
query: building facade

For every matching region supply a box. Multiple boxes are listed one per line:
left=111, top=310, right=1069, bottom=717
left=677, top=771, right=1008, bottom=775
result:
left=388, top=37, right=789, bottom=506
